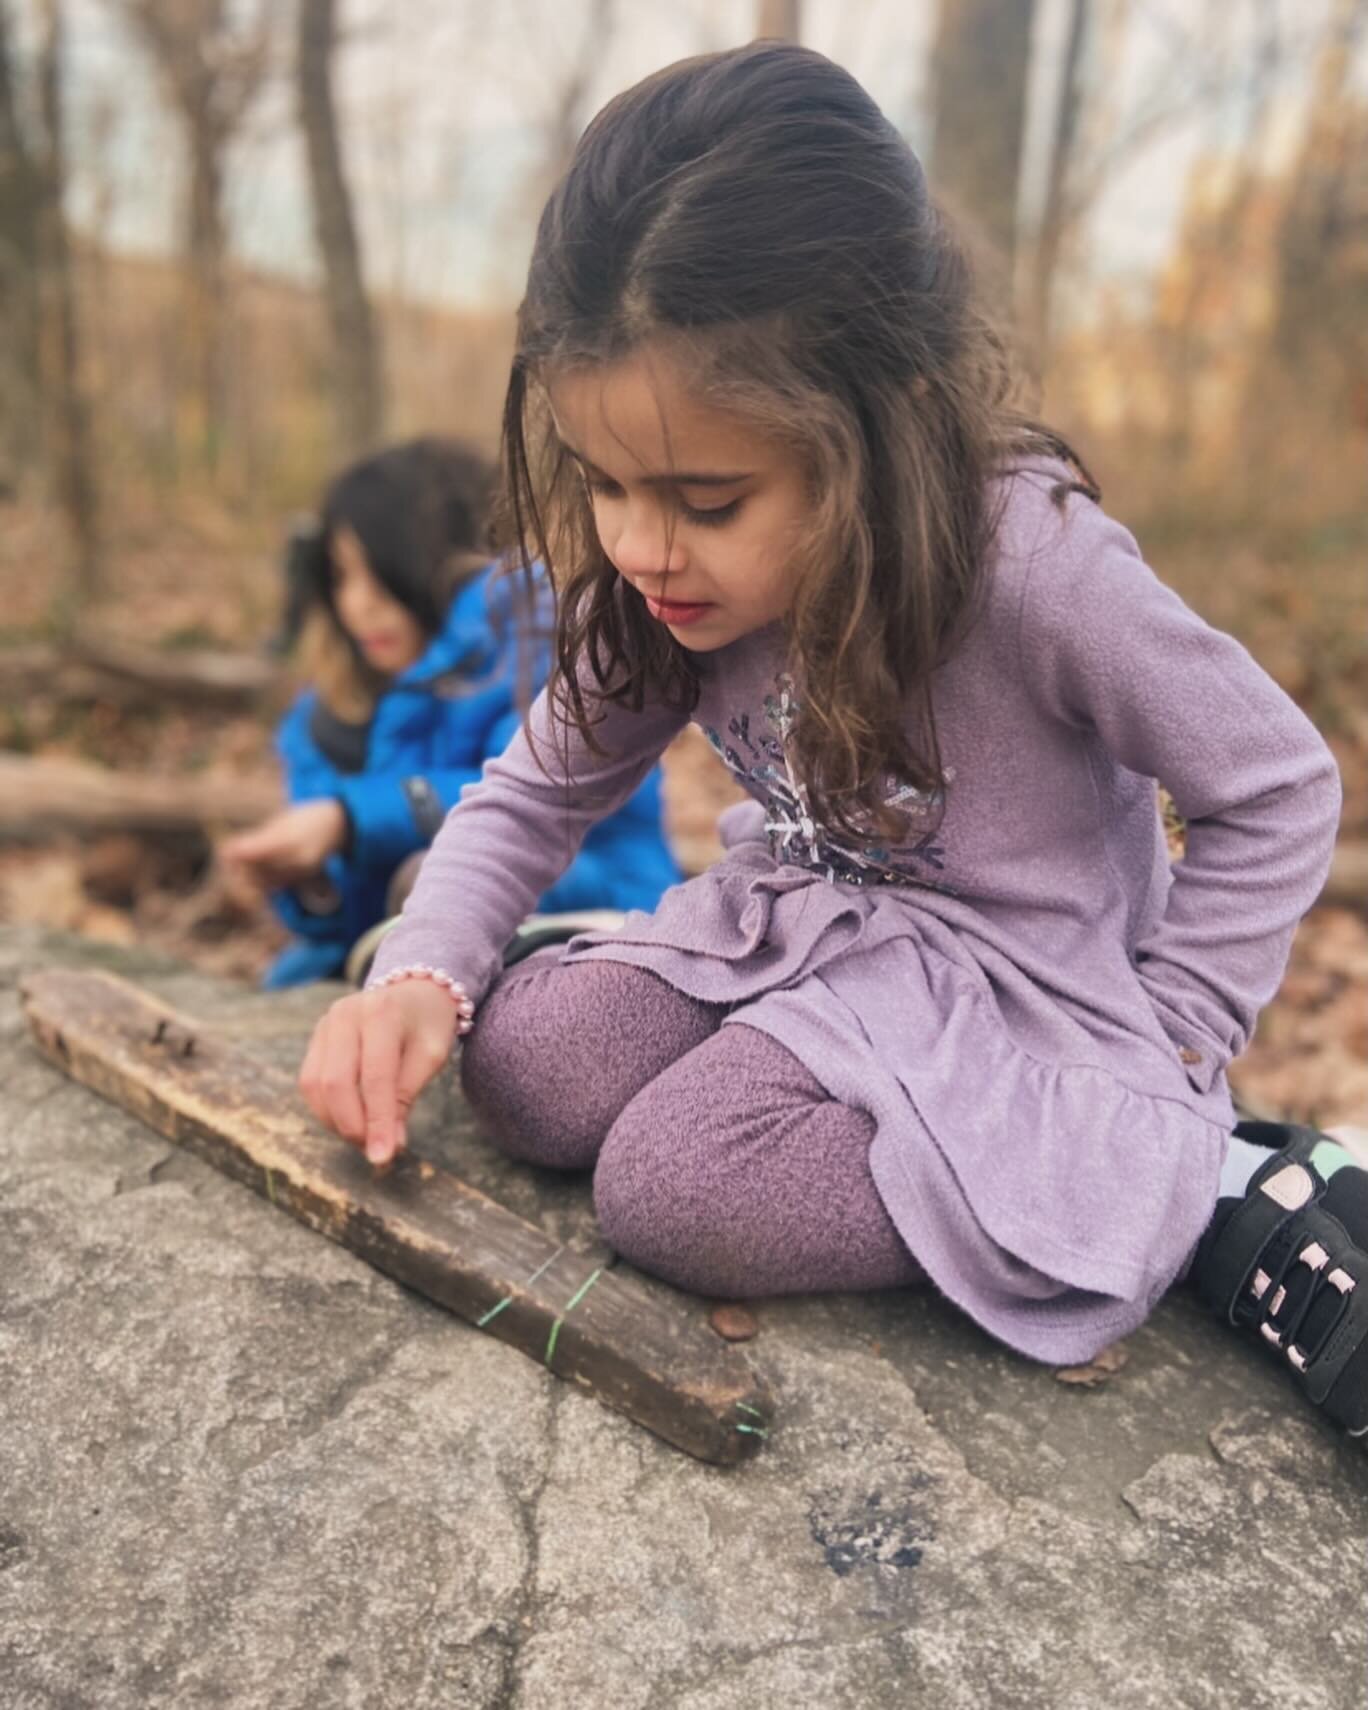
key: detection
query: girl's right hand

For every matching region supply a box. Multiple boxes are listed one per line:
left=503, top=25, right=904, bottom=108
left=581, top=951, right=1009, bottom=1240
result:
left=298, top=979, right=467, bottom=1167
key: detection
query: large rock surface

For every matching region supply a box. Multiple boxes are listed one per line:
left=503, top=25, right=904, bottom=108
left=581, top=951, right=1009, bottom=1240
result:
left=1, top=927, right=1364, bottom=1710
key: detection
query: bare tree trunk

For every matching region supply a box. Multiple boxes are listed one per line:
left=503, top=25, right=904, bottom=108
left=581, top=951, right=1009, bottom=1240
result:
left=929, top=0, right=1038, bottom=275
left=542, top=0, right=614, bottom=183
left=0, top=1, right=43, bottom=487
left=755, top=0, right=800, bottom=38
left=124, top=0, right=270, bottom=479
left=513, top=0, right=614, bottom=241
left=1164, top=0, right=1281, bottom=464
left=1268, top=0, right=1366, bottom=358
left=297, top=0, right=383, bottom=458
left=1243, top=0, right=1368, bottom=500
left=1019, top=0, right=1089, bottom=371
left=186, top=109, right=227, bottom=474
left=35, top=0, right=100, bottom=604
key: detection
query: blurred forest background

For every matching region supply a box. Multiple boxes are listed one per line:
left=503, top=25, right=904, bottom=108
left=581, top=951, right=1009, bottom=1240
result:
left=0, top=0, right=1364, bottom=1124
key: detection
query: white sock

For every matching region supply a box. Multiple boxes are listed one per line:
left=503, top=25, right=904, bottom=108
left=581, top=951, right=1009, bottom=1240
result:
left=1218, top=1134, right=1274, bottom=1200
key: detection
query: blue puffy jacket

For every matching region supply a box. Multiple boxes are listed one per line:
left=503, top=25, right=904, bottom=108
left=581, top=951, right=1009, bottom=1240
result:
left=265, top=563, right=680, bottom=987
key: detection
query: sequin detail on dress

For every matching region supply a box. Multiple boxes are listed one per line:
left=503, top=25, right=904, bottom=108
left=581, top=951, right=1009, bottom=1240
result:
left=703, top=674, right=958, bottom=893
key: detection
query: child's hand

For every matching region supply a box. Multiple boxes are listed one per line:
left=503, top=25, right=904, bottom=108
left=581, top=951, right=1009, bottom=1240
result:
left=298, top=980, right=463, bottom=1167
left=221, top=800, right=348, bottom=890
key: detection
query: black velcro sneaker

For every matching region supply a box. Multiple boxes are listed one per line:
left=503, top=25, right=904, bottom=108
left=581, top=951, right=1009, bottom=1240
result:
left=1193, top=1120, right=1368, bottom=1436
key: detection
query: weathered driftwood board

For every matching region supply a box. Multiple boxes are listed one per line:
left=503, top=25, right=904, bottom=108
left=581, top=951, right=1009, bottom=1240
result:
left=20, top=968, right=772, bottom=1466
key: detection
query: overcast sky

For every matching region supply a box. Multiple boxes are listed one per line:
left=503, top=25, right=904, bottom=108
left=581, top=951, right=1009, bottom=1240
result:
left=30, top=0, right=1360, bottom=320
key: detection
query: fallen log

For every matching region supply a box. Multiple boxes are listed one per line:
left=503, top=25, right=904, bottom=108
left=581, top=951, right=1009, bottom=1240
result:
left=0, top=639, right=283, bottom=710
left=19, top=968, right=773, bottom=1466
left=1, top=650, right=142, bottom=709
left=0, top=754, right=279, bottom=840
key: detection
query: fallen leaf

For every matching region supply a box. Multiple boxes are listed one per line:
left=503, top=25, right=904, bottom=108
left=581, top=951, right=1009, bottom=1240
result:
left=708, top=1303, right=759, bottom=1342
left=1054, top=1341, right=1130, bottom=1388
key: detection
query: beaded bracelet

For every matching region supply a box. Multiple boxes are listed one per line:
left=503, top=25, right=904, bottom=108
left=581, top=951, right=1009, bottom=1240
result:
left=371, top=964, right=476, bottom=1035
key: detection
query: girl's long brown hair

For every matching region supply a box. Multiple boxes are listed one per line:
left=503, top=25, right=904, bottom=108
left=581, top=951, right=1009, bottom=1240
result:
left=502, top=41, right=1095, bottom=843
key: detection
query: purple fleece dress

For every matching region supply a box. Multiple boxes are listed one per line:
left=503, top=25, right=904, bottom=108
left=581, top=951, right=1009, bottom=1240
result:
left=369, top=463, right=1343, bottom=1364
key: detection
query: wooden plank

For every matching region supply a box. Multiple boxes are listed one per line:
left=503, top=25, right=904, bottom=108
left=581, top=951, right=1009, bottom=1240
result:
left=19, top=968, right=773, bottom=1466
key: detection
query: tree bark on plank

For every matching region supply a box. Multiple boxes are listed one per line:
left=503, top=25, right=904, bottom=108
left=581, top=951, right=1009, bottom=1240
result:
left=20, top=967, right=773, bottom=1465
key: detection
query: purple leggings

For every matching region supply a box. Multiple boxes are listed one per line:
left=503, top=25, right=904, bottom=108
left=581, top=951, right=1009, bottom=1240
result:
left=459, top=949, right=923, bottom=1299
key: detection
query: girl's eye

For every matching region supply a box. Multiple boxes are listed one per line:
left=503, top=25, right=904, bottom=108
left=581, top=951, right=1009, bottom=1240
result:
left=681, top=497, right=743, bottom=529
left=582, top=471, right=742, bottom=529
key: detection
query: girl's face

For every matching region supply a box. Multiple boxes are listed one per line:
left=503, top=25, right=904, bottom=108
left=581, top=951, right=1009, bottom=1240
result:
left=549, top=349, right=810, bottom=653
left=329, top=524, right=427, bottom=674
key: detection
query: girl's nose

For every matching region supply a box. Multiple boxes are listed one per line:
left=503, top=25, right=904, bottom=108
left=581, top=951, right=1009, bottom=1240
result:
left=611, top=501, right=688, bottom=582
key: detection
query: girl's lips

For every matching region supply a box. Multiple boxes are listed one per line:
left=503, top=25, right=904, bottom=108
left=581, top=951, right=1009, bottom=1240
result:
left=644, top=596, right=715, bottom=626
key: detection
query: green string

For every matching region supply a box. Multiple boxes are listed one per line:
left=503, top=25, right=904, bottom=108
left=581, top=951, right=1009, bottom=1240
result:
left=476, top=1244, right=567, bottom=1329
left=734, top=1399, right=769, bottom=1439
left=480, top=1259, right=768, bottom=1440
left=544, top=1266, right=605, bottom=1367
left=257, top=1167, right=766, bottom=1437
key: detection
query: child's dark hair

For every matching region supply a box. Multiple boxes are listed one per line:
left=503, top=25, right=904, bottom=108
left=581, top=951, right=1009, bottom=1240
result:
left=295, top=436, right=496, bottom=715
left=502, top=41, right=1095, bottom=841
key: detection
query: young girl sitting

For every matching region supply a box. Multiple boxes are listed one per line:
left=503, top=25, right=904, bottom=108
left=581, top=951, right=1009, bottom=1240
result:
left=298, top=47, right=1364, bottom=1436
left=222, top=437, right=680, bottom=987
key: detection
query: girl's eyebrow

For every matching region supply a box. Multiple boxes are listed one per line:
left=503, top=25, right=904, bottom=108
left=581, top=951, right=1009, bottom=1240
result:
left=560, top=441, right=752, bottom=487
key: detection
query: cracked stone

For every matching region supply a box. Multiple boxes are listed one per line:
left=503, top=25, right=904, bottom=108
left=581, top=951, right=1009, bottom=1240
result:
left=2, top=929, right=1366, bottom=1710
